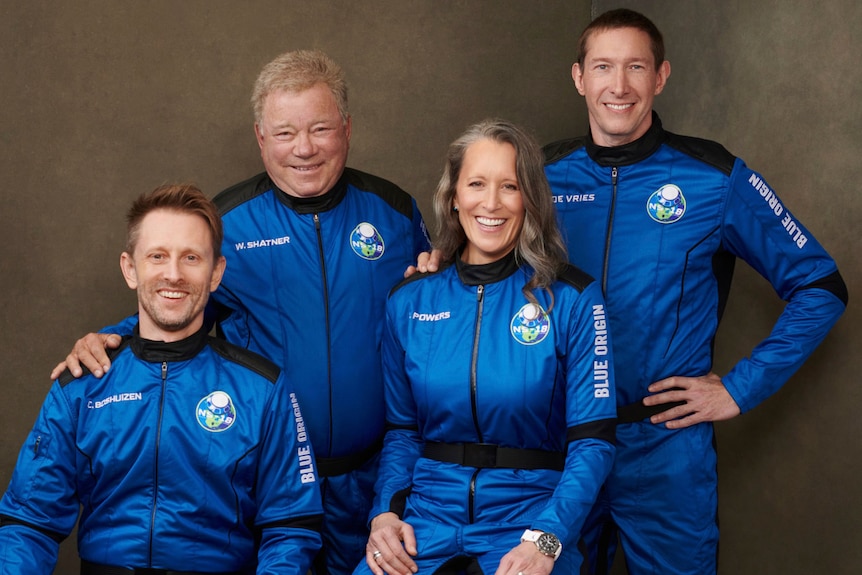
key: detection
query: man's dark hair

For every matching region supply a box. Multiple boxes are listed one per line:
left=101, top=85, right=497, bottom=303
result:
left=126, top=183, right=223, bottom=258
left=577, top=8, right=665, bottom=70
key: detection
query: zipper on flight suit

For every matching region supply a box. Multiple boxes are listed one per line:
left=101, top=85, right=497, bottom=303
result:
left=313, top=213, right=335, bottom=458
left=468, top=284, right=485, bottom=524
left=601, top=167, right=618, bottom=295
left=148, top=361, right=168, bottom=565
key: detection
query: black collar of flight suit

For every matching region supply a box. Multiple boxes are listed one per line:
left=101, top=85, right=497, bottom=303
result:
left=585, top=110, right=667, bottom=167
left=272, top=172, right=349, bottom=215
left=455, top=249, right=520, bottom=286
left=129, top=324, right=210, bottom=363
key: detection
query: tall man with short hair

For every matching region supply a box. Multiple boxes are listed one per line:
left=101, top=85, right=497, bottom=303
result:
left=542, top=9, right=848, bottom=574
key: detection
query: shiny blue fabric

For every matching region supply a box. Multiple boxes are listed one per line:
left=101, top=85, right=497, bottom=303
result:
left=544, top=115, right=846, bottom=574
left=368, top=258, right=616, bottom=572
left=0, top=330, right=322, bottom=574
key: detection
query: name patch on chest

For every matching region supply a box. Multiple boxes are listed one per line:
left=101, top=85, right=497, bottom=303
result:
left=233, top=236, right=291, bottom=251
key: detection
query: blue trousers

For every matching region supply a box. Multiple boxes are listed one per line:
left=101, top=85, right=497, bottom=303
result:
left=315, top=453, right=380, bottom=575
left=581, top=421, right=719, bottom=575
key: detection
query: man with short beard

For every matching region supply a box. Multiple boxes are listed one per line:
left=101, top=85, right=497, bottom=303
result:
left=1, top=184, right=323, bottom=574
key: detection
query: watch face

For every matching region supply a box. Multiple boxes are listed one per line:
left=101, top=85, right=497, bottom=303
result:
left=537, top=532, right=561, bottom=556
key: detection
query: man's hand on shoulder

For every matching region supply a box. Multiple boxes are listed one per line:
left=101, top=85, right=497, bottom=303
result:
left=403, top=249, right=443, bottom=278
left=50, top=333, right=122, bottom=380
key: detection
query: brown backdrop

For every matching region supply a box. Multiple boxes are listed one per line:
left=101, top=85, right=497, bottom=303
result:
left=0, top=1, right=858, bottom=573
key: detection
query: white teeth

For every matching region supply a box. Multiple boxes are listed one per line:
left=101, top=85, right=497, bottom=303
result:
left=476, top=217, right=505, bottom=226
left=606, top=103, right=633, bottom=110
left=160, top=291, right=185, bottom=299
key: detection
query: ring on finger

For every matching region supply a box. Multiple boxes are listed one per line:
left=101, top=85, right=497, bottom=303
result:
left=373, top=550, right=383, bottom=562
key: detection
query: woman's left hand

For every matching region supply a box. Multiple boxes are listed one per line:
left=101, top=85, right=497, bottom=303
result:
left=494, top=541, right=555, bottom=575
left=366, top=512, right=418, bottom=575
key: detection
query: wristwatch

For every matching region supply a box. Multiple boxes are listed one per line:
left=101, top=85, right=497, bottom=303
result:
left=520, top=529, right=562, bottom=560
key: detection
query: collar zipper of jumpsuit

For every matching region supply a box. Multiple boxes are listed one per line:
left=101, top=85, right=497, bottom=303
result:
left=601, top=167, right=618, bottom=295
left=468, top=284, right=485, bottom=524
left=313, top=213, right=334, bottom=460
left=148, top=360, right=168, bottom=565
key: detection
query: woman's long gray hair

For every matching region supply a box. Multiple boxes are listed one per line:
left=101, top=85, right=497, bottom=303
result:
left=432, top=119, right=568, bottom=305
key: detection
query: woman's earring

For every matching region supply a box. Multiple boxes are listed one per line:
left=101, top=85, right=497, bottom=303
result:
left=453, top=205, right=459, bottom=212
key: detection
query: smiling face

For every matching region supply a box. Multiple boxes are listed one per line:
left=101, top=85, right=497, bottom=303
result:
left=255, top=82, right=352, bottom=198
left=453, top=138, right=524, bottom=265
left=121, top=209, right=225, bottom=342
left=573, top=26, right=671, bottom=147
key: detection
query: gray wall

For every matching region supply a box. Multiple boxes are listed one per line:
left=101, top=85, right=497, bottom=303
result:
left=0, top=1, right=858, bottom=574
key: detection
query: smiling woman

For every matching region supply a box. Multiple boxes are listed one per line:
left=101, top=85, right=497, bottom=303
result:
left=357, top=119, right=618, bottom=575
left=452, top=138, right=524, bottom=265
left=430, top=121, right=576, bottom=307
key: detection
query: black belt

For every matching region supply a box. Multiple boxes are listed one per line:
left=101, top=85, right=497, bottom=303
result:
left=81, top=560, right=241, bottom=575
left=423, top=441, right=565, bottom=471
left=616, top=399, right=685, bottom=424
left=317, top=436, right=383, bottom=477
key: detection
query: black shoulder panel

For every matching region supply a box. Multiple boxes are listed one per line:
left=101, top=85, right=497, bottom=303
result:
left=555, top=263, right=597, bottom=293
left=663, top=132, right=736, bottom=176
left=212, top=172, right=272, bottom=216
left=345, top=167, right=415, bottom=220
left=543, top=137, right=587, bottom=165
left=388, top=261, right=454, bottom=298
left=58, top=336, right=133, bottom=388
left=388, top=271, right=428, bottom=297
left=207, top=337, right=281, bottom=384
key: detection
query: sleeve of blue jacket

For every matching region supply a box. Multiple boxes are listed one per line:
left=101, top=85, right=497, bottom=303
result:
left=530, top=279, right=616, bottom=547
left=720, top=160, right=848, bottom=412
left=369, top=298, right=423, bottom=521
left=0, top=382, right=81, bottom=574
left=255, top=373, right=323, bottom=574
